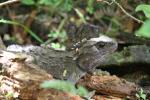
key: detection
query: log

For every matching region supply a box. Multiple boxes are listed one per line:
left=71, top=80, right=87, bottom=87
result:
left=0, top=51, right=82, bottom=100
left=77, top=74, right=138, bottom=99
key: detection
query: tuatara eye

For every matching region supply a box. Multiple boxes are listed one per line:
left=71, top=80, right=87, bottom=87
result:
left=96, top=42, right=106, bottom=49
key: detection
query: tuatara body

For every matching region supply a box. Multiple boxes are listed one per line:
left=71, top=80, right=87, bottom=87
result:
left=6, top=35, right=118, bottom=82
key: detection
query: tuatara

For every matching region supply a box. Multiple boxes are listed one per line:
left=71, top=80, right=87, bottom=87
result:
left=6, top=35, right=118, bottom=83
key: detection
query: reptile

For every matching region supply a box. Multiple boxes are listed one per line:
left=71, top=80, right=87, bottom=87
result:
left=5, top=34, right=118, bottom=83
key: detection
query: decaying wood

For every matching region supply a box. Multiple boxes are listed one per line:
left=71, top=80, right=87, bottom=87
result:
left=93, top=95, right=123, bottom=100
left=0, top=51, right=52, bottom=99
left=0, top=50, right=52, bottom=81
left=77, top=74, right=138, bottom=99
left=0, top=76, right=82, bottom=100
left=0, top=51, right=83, bottom=100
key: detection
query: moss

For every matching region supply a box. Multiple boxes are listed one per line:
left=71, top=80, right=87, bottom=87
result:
left=106, top=47, right=134, bottom=65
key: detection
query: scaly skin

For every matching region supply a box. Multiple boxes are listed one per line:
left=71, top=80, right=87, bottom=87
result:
left=6, top=35, right=118, bottom=83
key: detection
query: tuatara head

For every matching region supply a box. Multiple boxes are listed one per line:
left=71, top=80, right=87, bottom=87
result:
left=76, top=35, right=118, bottom=72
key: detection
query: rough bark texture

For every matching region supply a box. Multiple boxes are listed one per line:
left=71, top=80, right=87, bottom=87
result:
left=0, top=51, right=82, bottom=100
left=0, top=76, right=82, bottom=100
left=77, top=74, right=137, bottom=99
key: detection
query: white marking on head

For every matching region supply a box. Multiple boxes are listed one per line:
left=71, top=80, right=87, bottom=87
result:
left=90, top=35, right=115, bottom=42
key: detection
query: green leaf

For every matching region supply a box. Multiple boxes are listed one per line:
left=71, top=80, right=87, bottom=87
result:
left=136, top=88, right=147, bottom=100
left=140, top=88, right=144, bottom=94
left=39, top=0, right=72, bottom=12
left=0, top=19, right=19, bottom=25
left=40, top=80, right=89, bottom=97
left=63, top=0, right=73, bottom=11
left=24, top=27, right=44, bottom=43
left=76, top=86, right=89, bottom=97
left=48, top=30, right=67, bottom=42
left=0, top=19, right=43, bottom=43
left=74, top=8, right=86, bottom=23
left=5, top=92, right=14, bottom=99
left=141, top=94, right=146, bottom=100
left=135, top=4, right=150, bottom=18
left=21, top=0, right=35, bottom=5
left=38, top=0, right=54, bottom=5
left=135, top=19, right=150, bottom=38
left=86, top=0, right=94, bottom=14
left=51, top=43, right=61, bottom=49
left=135, top=93, right=140, bottom=98
left=40, top=80, right=76, bottom=94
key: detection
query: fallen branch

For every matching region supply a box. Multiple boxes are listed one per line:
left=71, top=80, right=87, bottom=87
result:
left=0, top=0, right=20, bottom=7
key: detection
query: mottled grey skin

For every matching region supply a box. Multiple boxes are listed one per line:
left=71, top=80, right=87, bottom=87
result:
left=7, top=35, right=118, bottom=83
left=76, top=35, right=118, bottom=72
left=6, top=45, right=85, bottom=82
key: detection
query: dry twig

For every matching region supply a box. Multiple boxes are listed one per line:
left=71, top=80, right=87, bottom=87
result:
left=0, top=0, right=20, bottom=7
left=98, top=0, right=144, bottom=24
